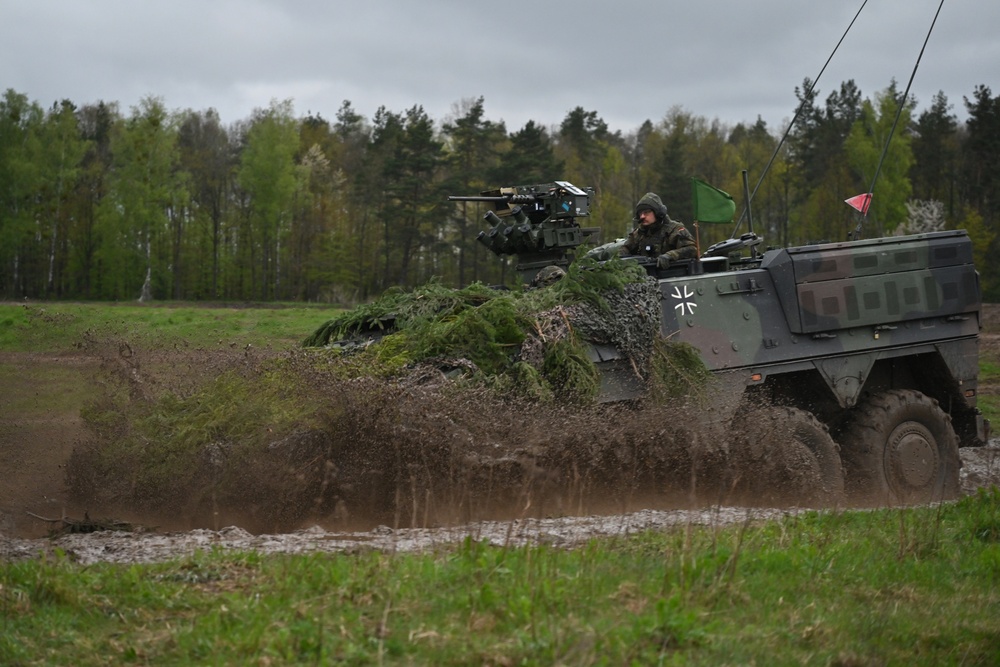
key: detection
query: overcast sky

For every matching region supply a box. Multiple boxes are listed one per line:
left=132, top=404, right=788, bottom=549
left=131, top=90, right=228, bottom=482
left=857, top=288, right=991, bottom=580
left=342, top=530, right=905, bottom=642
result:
left=2, top=0, right=998, bottom=136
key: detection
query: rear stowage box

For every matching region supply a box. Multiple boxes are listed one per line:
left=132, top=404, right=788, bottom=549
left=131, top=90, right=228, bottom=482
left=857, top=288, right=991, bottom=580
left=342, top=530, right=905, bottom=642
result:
left=759, top=230, right=979, bottom=335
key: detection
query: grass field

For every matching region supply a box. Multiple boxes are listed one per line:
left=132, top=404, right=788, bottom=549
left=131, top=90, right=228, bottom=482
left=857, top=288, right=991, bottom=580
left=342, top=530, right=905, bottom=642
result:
left=0, top=301, right=337, bottom=352
left=2, top=300, right=999, bottom=665
left=2, top=492, right=999, bottom=665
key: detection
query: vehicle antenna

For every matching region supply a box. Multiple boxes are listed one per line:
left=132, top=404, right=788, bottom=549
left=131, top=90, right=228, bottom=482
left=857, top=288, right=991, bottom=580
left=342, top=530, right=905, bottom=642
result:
left=731, top=0, right=870, bottom=239
left=850, top=0, right=946, bottom=240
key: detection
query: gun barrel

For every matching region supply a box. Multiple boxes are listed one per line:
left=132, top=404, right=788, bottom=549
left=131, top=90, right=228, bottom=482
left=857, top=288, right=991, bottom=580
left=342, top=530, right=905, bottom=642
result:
left=448, top=194, right=539, bottom=203
left=448, top=196, right=509, bottom=202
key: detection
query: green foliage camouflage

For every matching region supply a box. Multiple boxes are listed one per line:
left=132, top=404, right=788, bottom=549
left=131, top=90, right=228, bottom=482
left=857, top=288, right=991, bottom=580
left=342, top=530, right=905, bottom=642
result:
left=302, top=257, right=709, bottom=402
left=650, top=337, right=715, bottom=402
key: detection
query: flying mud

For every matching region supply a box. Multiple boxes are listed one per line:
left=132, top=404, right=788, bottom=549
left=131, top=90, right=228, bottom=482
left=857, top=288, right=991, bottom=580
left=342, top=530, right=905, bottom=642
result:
left=54, top=331, right=891, bottom=535
left=2, top=304, right=999, bottom=564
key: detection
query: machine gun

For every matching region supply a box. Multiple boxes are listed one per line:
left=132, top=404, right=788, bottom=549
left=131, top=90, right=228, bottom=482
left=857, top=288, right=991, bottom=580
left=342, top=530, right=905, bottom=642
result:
left=449, top=181, right=601, bottom=283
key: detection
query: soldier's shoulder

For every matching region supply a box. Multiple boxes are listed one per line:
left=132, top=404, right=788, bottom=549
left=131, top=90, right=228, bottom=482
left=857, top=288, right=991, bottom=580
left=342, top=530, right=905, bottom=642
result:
left=667, top=218, right=690, bottom=232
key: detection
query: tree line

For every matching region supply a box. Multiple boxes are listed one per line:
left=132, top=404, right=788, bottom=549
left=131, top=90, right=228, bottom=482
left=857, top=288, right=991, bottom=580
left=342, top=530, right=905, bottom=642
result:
left=2, top=80, right=999, bottom=304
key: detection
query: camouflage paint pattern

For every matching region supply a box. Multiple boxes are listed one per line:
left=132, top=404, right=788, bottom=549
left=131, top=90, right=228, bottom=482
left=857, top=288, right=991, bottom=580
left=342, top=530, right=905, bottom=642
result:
left=647, top=229, right=984, bottom=442
left=657, top=230, right=978, bottom=369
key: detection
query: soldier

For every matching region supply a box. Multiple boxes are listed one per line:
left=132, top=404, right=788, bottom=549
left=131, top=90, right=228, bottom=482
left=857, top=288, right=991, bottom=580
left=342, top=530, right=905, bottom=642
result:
left=529, top=264, right=566, bottom=288
left=622, top=192, right=697, bottom=267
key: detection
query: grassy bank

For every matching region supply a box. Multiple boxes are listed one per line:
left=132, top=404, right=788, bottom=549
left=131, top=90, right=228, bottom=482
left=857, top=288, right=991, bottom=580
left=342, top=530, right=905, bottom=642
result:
left=3, top=490, right=999, bottom=665
left=0, top=301, right=338, bottom=353
left=0, top=301, right=341, bottom=435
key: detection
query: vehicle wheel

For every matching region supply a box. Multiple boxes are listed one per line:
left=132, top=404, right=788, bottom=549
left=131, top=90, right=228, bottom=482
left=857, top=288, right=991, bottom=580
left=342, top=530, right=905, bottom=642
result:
left=729, top=406, right=845, bottom=506
left=837, top=389, right=961, bottom=505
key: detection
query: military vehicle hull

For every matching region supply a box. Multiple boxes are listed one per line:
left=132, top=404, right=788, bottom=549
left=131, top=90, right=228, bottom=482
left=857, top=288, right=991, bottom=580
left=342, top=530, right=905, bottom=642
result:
left=591, top=229, right=986, bottom=505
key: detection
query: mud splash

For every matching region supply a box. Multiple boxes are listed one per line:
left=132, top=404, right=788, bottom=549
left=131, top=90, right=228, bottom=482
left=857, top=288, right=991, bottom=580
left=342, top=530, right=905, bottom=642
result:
left=2, top=445, right=997, bottom=565
left=3, top=317, right=1000, bottom=564
left=59, top=337, right=768, bottom=537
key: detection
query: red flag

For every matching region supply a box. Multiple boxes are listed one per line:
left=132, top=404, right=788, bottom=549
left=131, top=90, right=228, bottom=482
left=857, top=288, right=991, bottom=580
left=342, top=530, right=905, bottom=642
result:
left=844, top=193, right=872, bottom=214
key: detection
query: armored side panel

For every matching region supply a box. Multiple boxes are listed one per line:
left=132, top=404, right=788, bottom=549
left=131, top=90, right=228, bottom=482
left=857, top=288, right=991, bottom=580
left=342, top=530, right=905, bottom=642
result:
left=759, top=230, right=978, bottom=334
left=653, top=231, right=982, bottom=425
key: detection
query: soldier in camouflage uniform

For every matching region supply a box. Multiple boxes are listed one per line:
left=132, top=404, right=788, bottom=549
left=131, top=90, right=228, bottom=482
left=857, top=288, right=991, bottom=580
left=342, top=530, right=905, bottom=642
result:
left=622, top=192, right=697, bottom=267
left=530, top=264, right=566, bottom=288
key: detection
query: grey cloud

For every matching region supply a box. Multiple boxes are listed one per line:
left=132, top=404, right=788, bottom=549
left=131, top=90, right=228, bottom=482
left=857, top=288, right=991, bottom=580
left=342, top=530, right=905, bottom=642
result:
left=2, top=0, right=996, bottom=133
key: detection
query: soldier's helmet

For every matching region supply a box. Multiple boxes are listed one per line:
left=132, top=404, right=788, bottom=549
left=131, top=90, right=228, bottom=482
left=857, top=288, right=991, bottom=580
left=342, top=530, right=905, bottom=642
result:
left=530, top=265, right=567, bottom=288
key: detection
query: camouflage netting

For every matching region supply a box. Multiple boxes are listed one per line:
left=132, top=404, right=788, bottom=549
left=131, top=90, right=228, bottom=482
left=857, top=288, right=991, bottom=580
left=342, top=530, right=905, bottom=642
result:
left=557, top=278, right=662, bottom=372
left=303, top=257, right=702, bottom=402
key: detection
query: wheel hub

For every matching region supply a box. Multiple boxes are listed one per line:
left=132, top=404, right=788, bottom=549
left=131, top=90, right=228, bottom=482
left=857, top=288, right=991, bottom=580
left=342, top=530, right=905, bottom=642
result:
left=884, top=421, right=939, bottom=493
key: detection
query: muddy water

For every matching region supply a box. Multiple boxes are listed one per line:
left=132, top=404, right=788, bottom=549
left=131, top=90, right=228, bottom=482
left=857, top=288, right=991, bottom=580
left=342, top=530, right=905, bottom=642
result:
left=3, top=446, right=997, bottom=564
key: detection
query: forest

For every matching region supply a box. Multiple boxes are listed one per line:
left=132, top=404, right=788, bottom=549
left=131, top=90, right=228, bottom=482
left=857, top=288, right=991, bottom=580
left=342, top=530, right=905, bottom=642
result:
left=1, top=79, right=999, bottom=304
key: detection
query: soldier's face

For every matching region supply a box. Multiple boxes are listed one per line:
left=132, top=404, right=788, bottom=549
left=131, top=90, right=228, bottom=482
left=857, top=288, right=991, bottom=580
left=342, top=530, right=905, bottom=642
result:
left=638, top=209, right=656, bottom=226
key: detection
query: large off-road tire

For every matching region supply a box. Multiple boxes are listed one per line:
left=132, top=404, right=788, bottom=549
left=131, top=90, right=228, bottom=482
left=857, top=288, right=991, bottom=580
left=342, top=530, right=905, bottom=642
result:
left=728, top=406, right=845, bottom=506
left=838, top=389, right=961, bottom=505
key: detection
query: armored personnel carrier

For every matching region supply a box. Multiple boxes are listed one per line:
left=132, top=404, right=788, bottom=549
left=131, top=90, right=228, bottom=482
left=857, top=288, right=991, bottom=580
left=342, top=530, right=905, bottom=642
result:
left=460, top=181, right=989, bottom=505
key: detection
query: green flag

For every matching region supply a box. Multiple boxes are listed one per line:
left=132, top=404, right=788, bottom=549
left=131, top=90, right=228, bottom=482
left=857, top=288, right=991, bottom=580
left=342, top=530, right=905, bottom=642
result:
left=691, top=177, right=736, bottom=223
